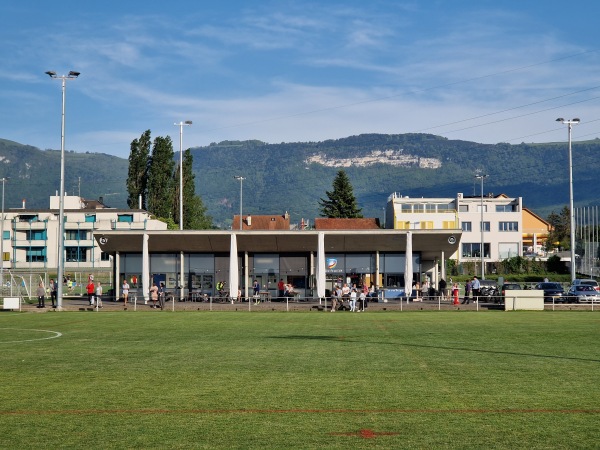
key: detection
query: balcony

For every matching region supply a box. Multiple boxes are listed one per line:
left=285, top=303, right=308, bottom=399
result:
left=14, top=221, right=47, bottom=231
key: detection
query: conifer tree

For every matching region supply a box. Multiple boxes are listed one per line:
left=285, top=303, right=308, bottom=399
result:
left=319, top=169, right=363, bottom=218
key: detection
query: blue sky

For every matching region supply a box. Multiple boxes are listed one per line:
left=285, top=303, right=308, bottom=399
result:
left=1, top=0, right=599, bottom=158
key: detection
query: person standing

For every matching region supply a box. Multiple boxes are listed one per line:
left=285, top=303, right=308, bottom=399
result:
left=277, top=278, right=285, bottom=300
left=86, top=278, right=95, bottom=306
left=421, top=279, right=429, bottom=300
left=95, top=281, right=103, bottom=308
left=472, top=276, right=481, bottom=302
left=349, top=288, right=357, bottom=312
left=122, top=279, right=130, bottom=308
left=462, top=279, right=472, bottom=304
left=330, top=285, right=339, bottom=312
left=37, top=282, right=46, bottom=308
left=49, top=279, right=57, bottom=308
left=159, top=282, right=166, bottom=309
left=253, top=279, right=260, bottom=303
left=149, top=282, right=159, bottom=309
left=439, top=278, right=447, bottom=300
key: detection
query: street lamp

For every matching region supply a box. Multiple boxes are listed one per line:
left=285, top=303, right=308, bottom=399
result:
left=234, top=176, right=245, bottom=230
left=174, top=120, right=192, bottom=301
left=46, top=70, right=80, bottom=309
left=475, top=174, right=488, bottom=280
left=174, top=120, right=192, bottom=231
left=556, top=117, right=580, bottom=282
left=0, top=177, right=8, bottom=287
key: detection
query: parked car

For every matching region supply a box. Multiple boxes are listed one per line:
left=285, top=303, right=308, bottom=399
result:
left=565, top=285, right=600, bottom=303
left=499, top=283, right=522, bottom=303
left=571, top=279, right=600, bottom=292
left=535, top=282, right=566, bottom=303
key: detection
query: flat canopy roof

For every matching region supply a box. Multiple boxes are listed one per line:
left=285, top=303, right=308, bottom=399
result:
left=96, top=229, right=461, bottom=261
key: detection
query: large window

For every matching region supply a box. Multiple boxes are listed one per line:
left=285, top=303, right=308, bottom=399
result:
left=496, top=204, right=516, bottom=212
left=26, top=230, right=47, bottom=240
left=26, top=247, right=46, bottom=262
left=66, top=230, right=87, bottom=240
left=480, top=221, right=490, bottom=232
left=499, top=243, right=519, bottom=259
left=66, top=247, right=87, bottom=262
left=462, top=243, right=490, bottom=258
left=461, top=222, right=472, bottom=232
left=117, top=214, right=133, bottom=223
left=499, top=221, right=519, bottom=231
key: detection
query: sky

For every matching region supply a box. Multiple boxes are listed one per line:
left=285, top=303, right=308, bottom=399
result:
left=1, top=0, right=599, bottom=159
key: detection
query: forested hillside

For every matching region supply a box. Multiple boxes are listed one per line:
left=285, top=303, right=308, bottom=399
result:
left=1, top=134, right=598, bottom=229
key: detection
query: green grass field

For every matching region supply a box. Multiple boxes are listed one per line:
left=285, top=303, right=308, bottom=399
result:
left=1, top=310, right=600, bottom=449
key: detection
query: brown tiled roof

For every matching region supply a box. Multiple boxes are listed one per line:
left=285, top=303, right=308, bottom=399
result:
left=233, top=214, right=290, bottom=230
left=314, top=218, right=381, bottom=230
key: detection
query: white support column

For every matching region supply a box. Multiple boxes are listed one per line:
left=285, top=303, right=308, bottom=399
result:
left=440, top=251, right=446, bottom=281
left=244, top=251, right=249, bottom=300
left=375, top=250, right=380, bottom=289
left=115, top=251, right=121, bottom=300
left=142, top=233, right=149, bottom=303
left=180, top=251, right=185, bottom=301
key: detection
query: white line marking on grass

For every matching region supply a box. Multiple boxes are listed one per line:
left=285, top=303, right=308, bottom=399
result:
left=0, top=328, right=62, bottom=343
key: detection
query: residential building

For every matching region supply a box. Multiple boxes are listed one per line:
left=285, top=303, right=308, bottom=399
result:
left=386, top=192, right=523, bottom=264
left=1, top=195, right=166, bottom=272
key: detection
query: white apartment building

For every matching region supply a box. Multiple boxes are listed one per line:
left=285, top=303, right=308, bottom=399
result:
left=1, top=195, right=166, bottom=271
left=385, top=192, right=523, bottom=263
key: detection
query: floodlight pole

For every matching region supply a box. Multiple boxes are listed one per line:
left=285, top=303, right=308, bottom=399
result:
left=556, top=118, right=580, bottom=282
left=0, top=177, right=7, bottom=287
left=46, top=70, right=79, bottom=309
left=234, top=176, right=245, bottom=230
left=175, top=120, right=192, bottom=301
left=476, top=174, right=488, bottom=280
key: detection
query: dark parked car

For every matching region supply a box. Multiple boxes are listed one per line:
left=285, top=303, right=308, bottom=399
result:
left=565, top=285, right=600, bottom=303
left=535, top=282, right=566, bottom=303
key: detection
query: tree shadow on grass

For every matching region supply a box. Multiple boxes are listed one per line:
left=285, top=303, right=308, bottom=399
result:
left=271, top=335, right=600, bottom=363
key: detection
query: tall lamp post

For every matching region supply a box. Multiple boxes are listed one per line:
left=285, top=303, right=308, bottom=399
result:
left=0, top=177, right=7, bottom=287
left=174, top=120, right=192, bottom=230
left=234, top=176, right=245, bottom=230
left=475, top=174, right=488, bottom=280
left=556, top=118, right=580, bottom=282
left=174, top=120, right=192, bottom=301
left=46, top=70, right=80, bottom=309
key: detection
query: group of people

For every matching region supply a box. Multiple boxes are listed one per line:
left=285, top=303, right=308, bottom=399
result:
left=36, top=279, right=57, bottom=308
left=148, top=281, right=166, bottom=309
left=330, top=283, right=368, bottom=312
left=411, top=276, right=482, bottom=305
left=86, top=275, right=104, bottom=308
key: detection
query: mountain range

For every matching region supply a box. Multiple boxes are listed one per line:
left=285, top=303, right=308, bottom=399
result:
left=1, top=134, right=599, bottom=228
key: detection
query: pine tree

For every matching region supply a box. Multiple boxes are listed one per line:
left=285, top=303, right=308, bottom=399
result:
left=319, top=169, right=363, bottom=218
left=126, top=130, right=151, bottom=209
left=147, top=136, right=175, bottom=219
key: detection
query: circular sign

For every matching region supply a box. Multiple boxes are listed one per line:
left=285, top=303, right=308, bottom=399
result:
left=99, top=237, right=108, bottom=245
left=448, top=235, right=456, bottom=245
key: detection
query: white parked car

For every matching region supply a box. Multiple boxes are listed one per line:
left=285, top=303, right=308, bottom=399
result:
left=566, top=285, right=600, bottom=303
left=571, top=279, right=600, bottom=292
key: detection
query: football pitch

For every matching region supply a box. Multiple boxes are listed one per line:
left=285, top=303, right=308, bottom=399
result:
left=1, top=310, right=600, bottom=449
